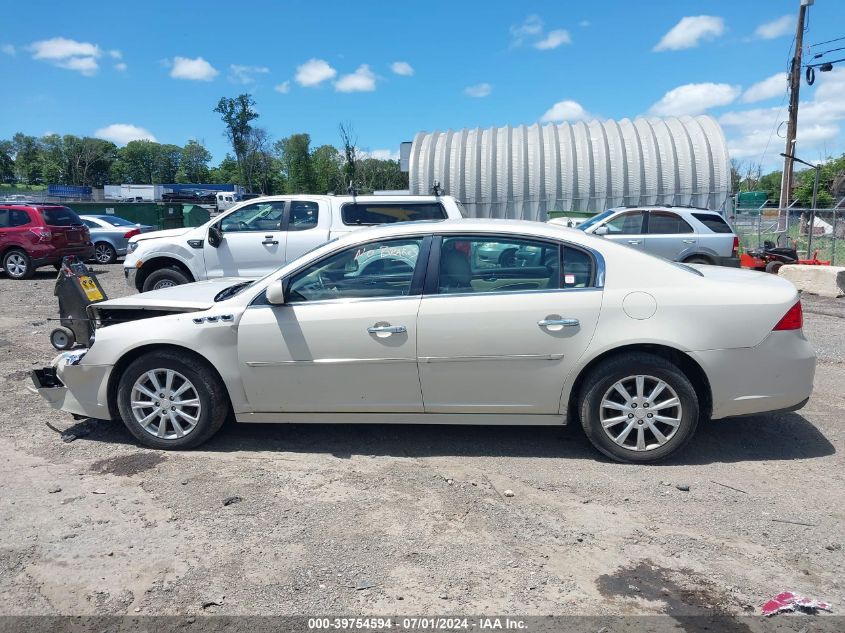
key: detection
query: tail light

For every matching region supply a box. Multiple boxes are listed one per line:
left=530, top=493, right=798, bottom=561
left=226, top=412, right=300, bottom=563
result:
left=29, top=228, right=52, bottom=242
left=732, top=236, right=739, bottom=257
left=773, top=301, right=803, bottom=331
left=123, top=228, right=141, bottom=239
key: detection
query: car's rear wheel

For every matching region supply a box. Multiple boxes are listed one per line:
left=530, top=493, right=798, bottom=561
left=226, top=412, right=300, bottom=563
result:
left=2, top=249, right=34, bottom=279
left=117, top=351, right=228, bottom=449
left=684, top=255, right=712, bottom=265
left=579, top=353, right=699, bottom=463
left=94, top=242, right=117, bottom=265
left=142, top=266, right=191, bottom=292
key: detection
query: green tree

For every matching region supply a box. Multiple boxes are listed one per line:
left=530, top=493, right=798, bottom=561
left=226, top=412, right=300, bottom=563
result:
left=275, top=133, right=315, bottom=193
left=177, top=140, right=212, bottom=183
left=214, top=94, right=259, bottom=189
left=12, top=133, right=42, bottom=184
left=208, top=155, right=240, bottom=185
left=0, top=140, right=14, bottom=183
left=338, top=122, right=357, bottom=191
left=118, top=140, right=181, bottom=184
left=311, top=144, right=343, bottom=194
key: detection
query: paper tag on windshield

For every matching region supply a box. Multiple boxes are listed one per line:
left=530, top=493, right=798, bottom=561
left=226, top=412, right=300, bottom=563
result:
left=564, top=274, right=576, bottom=285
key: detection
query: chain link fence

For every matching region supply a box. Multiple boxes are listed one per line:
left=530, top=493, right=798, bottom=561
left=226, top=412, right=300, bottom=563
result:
left=731, top=200, right=845, bottom=266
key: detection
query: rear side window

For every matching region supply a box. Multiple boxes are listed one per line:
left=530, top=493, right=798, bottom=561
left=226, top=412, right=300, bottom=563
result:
left=342, top=202, right=446, bottom=226
left=562, top=246, right=594, bottom=288
left=40, top=206, right=82, bottom=226
left=288, top=201, right=319, bottom=231
left=647, top=211, right=693, bottom=234
left=692, top=213, right=733, bottom=233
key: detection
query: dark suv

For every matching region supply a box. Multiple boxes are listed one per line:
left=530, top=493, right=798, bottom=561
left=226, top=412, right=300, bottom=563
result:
left=0, top=204, right=94, bottom=279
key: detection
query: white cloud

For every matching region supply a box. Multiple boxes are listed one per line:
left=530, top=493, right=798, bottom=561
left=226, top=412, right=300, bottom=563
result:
left=755, top=15, right=792, bottom=40
left=170, top=56, right=218, bottom=81
left=335, top=64, right=376, bottom=92
left=365, top=149, right=400, bottom=160
left=229, top=64, right=270, bottom=84
left=108, top=49, right=122, bottom=59
left=464, top=83, right=492, bottom=98
left=741, top=72, right=787, bottom=103
left=295, top=58, right=336, bottom=87
left=510, top=15, right=544, bottom=46
left=94, top=123, right=157, bottom=145
left=275, top=80, right=291, bottom=94
left=390, top=61, right=414, bottom=76
left=535, top=29, right=571, bottom=50
left=540, top=99, right=593, bottom=122
left=2, top=44, right=15, bottom=56
left=579, top=20, right=591, bottom=28
left=28, top=37, right=113, bottom=76
left=114, top=62, right=127, bottom=72
left=721, top=68, right=845, bottom=163
left=653, top=16, right=725, bottom=52
left=648, top=82, right=740, bottom=116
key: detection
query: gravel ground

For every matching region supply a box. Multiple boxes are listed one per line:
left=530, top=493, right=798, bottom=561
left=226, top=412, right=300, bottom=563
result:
left=0, top=263, right=843, bottom=618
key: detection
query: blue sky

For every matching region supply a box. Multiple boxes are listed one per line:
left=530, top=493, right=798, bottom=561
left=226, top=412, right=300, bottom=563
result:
left=2, top=0, right=845, bottom=170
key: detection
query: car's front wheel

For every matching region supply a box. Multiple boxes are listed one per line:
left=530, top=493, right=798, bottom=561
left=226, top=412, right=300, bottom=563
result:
left=117, top=351, right=229, bottom=449
left=142, top=266, right=191, bottom=292
left=579, top=353, right=699, bottom=463
left=3, top=249, right=34, bottom=279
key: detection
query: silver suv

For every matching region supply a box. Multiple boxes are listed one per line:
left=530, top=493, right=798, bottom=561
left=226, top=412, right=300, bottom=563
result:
left=561, top=206, right=739, bottom=267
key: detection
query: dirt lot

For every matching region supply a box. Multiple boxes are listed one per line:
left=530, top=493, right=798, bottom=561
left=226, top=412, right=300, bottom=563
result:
left=0, top=263, right=843, bottom=619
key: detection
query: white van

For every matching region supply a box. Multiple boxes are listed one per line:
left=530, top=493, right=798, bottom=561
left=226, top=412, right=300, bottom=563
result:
left=124, top=194, right=466, bottom=292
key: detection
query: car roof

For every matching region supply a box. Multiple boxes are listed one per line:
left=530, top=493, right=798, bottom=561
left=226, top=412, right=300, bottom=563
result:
left=607, top=205, right=720, bottom=215
left=232, top=194, right=451, bottom=204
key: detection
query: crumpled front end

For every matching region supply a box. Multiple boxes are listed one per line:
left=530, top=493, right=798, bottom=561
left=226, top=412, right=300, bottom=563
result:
left=29, top=350, right=113, bottom=420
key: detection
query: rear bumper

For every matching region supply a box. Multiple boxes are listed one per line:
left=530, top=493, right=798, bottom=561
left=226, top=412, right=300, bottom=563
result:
left=29, top=351, right=113, bottom=420
left=716, top=256, right=741, bottom=268
left=32, top=244, right=95, bottom=266
left=689, top=331, right=815, bottom=419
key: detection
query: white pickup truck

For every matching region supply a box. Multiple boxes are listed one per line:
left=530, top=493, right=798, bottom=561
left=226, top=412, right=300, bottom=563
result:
left=124, top=194, right=466, bottom=292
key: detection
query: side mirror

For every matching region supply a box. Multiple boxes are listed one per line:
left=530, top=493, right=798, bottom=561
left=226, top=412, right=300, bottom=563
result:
left=266, top=279, right=286, bottom=305
left=593, top=225, right=609, bottom=236
left=208, top=224, right=222, bottom=248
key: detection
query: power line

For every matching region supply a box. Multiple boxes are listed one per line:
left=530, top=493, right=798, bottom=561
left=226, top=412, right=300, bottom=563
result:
left=808, top=34, right=845, bottom=47
left=811, top=45, right=845, bottom=59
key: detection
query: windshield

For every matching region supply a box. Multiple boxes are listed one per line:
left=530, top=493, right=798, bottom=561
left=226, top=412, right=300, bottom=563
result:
left=40, top=206, right=83, bottom=226
left=577, top=210, right=614, bottom=231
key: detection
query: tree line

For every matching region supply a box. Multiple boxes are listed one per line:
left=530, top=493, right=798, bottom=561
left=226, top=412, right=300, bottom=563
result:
left=0, top=93, right=408, bottom=195
left=731, top=154, right=845, bottom=208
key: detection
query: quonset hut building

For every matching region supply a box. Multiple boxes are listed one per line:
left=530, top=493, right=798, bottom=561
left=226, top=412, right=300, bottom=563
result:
left=405, top=115, right=731, bottom=221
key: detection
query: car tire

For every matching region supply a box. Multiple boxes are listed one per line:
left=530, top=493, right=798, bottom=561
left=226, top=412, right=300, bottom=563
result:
left=579, top=352, right=700, bottom=463
left=684, top=255, right=712, bottom=265
left=765, top=261, right=783, bottom=275
left=94, top=242, right=117, bottom=265
left=2, top=249, right=34, bottom=279
left=142, top=266, right=191, bottom=292
left=117, top=350, right=229, bottom=450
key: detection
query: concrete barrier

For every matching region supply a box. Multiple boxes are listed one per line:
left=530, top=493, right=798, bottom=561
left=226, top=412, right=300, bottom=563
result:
left=779, top=265, right=845, bottom=298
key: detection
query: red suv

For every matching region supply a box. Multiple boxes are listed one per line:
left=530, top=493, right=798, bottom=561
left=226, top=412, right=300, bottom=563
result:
left=0, top=205, right=94, bottom=279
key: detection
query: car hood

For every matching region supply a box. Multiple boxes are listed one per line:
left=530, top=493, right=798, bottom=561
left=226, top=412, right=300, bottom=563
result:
left=94, top=278, right=252, bottom=312
left=130, top=227, right=194, bottom=242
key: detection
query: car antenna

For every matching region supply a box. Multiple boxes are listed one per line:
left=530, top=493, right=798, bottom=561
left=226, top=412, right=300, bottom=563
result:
left=347, top=181, right=358, bottom=199
left=431, top=180, right=442, bottom=197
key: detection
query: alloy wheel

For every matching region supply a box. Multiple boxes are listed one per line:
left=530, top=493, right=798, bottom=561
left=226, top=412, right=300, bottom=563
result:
left=130, top=369, right=201, bottom=440
left=5, top=253, right=28, bottom=277
left=95, top=244, right=114, bottom=264
left=599, top=375, right=682, bottom=451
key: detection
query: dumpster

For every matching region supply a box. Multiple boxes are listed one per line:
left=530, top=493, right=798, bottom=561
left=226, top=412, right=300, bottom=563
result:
left=182, top=204, right=211, bottom=227
left=50, top=256, right=108, bottom=350
left=66, top=202, right=184, bottom=231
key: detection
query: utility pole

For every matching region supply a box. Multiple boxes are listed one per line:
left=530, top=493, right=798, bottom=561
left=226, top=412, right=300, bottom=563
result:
left=779, top=0, right=814, bottom=212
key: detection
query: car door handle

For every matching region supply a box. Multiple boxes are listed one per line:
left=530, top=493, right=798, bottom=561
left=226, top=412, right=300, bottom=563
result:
left=262, top=235, right=279, bottom=245
left=682, top=239, right=696, bottom=244
left=627, top=240, right=642, bottom=245
left=367, top=324, right=407, bottom=334
left=538, top=318, right=580, bottom=328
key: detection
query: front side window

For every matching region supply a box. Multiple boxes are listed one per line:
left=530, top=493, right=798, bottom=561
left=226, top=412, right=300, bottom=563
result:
left=288, top=201, right=319, bottom=231
left=221, top=201, right=285, bottom=232
left=438, top=236, right=560, bottom=295
left=602, top=211, right=646, bottom=235
left=342, top=202, right=446, bottom=226
left=287, top=238, right=424, bottom=303
left=648, top=211, right=693, bottom=234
